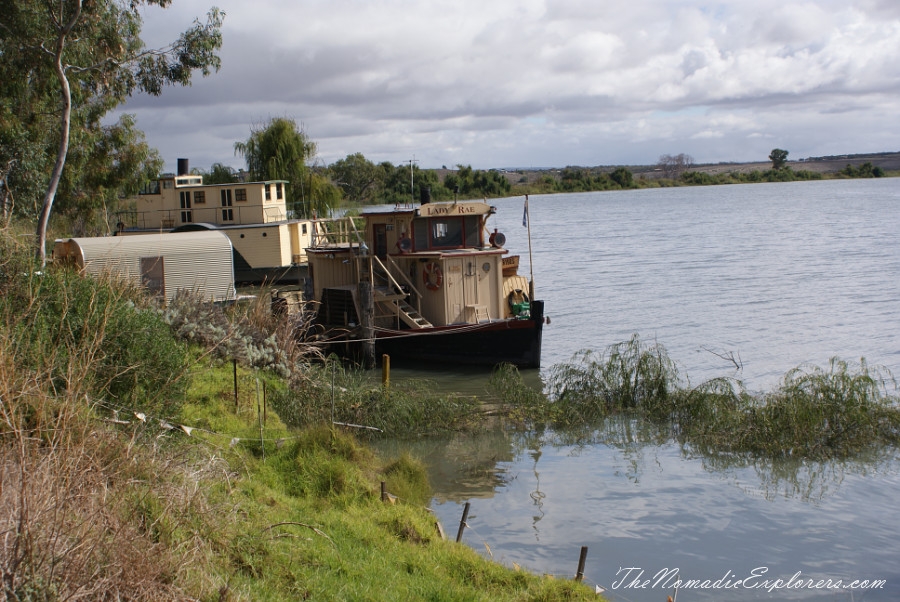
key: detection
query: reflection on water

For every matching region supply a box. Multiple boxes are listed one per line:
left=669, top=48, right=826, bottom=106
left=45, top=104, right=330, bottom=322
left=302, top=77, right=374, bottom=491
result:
left=373, top=430, right=517, bottom=502
left=696, top=447, right=900, bottom=505
left=379, top=421, right=900, bottom=506
left=372, top=180, right=900, bottom=600
left=375, top=423, right=900, bottom=601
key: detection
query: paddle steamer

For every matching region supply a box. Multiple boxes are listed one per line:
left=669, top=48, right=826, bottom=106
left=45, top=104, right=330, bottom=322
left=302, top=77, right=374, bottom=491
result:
left=307, top=199, right=544, bottom=368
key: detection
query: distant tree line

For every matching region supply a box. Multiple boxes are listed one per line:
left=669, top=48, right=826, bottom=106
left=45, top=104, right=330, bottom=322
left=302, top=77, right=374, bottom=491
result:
left=840, top=162, right=885, bottom=178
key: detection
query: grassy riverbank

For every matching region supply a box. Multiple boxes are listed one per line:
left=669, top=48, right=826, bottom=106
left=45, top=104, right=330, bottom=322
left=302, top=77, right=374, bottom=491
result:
left=0, top=224, right=597, bottom=601
left=6, top=215, right=899, bottom=598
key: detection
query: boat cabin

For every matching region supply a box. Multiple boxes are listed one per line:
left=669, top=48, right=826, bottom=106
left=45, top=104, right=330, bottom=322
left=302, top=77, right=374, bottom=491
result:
left=114, top=159, right=316, bottom=283
left=308, top=200, right=532, bottom=332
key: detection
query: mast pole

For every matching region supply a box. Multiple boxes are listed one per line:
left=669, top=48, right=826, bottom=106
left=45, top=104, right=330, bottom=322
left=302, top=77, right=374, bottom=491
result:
left=525, top=195, right=535, bottom=300
left=409, top=156, right=418, bottom=206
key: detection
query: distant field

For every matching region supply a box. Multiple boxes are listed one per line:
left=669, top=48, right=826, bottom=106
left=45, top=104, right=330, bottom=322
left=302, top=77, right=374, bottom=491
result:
left=498, top=151, right=900, bottom=185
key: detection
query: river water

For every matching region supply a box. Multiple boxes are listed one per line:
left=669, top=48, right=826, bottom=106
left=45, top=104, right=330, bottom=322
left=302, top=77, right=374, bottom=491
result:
left=377, top=179, right=900, bottom=601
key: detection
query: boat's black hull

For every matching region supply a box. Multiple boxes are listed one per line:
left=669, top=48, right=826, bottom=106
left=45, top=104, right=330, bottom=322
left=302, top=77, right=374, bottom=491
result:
left=329, top=300, right=544, bottom=369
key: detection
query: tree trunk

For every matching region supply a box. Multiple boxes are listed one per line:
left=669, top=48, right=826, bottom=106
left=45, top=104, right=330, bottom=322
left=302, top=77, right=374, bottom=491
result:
left=35, top=0, right=82, bottom=267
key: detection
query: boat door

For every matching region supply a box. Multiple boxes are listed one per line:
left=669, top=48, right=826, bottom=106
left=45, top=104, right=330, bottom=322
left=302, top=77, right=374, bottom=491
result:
left=444, top=257, right=478, bottom=323
left=373, top=224, right=387, bottom=259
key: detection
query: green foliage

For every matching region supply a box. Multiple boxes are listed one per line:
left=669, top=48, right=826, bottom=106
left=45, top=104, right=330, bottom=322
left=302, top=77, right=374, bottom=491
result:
left=235, top=117, right=341, bottom=218
left=0, top=234, right=188, bottom=412
left=269, top=427, right=375, bottom=505
left=159, top=291, right=303, bottom=379
left=443, top=164, right=512, bottom=198
left=202, top=162, right=239, bottom=184
left=0, top=0, right=224, bottom=260
left=328, top=152, right=381, bottom=205
left=727, top=358, right=900, bottom=459
left=545, top=335, right=680, bottom=423
left=492, top=335, right=900, bottom=461
left=381, top=453, right=432, bottom=506
left=769, top=148, right=790, bottom=169
left=270, top=357, right=480, bottom=436
left=377, top=161, right=451, bottom=205
left=680, top=167, right=824, bottom=186
left=609, top=166, right=634, bottom=188
left=841, top=162, right=885, bottom=178
left=551, top=166, right=636, bottom=193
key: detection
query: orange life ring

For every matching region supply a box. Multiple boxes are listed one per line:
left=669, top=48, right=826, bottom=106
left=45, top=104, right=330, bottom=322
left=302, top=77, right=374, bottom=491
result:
left=423, top=262, right=443, bottom=291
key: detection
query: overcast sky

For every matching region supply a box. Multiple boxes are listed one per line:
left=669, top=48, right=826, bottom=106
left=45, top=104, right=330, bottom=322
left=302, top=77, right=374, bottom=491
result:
left=118, top=0, right=900, bottom=173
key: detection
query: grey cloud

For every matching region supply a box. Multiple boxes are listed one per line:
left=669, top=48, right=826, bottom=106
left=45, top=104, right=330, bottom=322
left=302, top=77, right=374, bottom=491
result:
left=116, top=0, right=900, bottom=170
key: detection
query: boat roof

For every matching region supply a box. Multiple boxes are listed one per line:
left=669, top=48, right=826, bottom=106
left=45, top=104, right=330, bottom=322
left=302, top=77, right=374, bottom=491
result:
left=361, top=200, right=495, bottom=217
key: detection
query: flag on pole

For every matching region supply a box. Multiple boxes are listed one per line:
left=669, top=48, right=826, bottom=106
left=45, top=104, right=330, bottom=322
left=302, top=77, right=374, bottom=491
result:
left=522, top=195, right=529, bottom=227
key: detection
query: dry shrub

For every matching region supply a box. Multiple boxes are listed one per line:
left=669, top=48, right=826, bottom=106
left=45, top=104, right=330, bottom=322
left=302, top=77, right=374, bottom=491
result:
left=0, top=339, right=227, bottom=600
left=162, top=288, right=323, bottom=383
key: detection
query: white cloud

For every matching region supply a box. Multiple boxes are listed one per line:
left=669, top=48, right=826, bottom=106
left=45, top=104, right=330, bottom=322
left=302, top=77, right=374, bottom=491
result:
left=119, top=0, right=900, bottom=172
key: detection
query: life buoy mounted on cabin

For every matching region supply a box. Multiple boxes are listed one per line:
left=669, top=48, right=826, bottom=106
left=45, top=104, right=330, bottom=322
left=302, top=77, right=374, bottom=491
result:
left=508, top=288, right=530, bottom=317
left=423, top=262, right=443, bottom=291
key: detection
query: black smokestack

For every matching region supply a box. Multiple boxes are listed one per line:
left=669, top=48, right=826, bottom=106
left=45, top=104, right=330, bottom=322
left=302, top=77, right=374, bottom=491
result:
left=177, top=158, right=189, bottom=176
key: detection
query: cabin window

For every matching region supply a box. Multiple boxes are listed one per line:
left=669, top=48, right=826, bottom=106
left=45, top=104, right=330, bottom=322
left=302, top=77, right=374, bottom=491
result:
left=465, top=215, right=480, bottom=246
left=140, top=180, right=161, bottom=195
left=301, top=224, right=308, bottom=234
left=276, top=183, right=284, bottom=200
left=431, top=218, right=463, bottom=248
left=140, top=257, right=165, bottom=297
left=179, top=191, right=192, bottom=223
left=221, top=189, right=234, bottom=222
left=193, top=190, right=206, bottom=204
left=235, top=188, right=247, bottom=202
left=411, top=215, right=481, bottom=251
left=265, top=184, right=271, bottom=201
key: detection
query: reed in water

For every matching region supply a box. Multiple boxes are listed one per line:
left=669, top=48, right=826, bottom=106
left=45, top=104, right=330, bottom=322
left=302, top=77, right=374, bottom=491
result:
left=491, top=335, right=900, bottom=461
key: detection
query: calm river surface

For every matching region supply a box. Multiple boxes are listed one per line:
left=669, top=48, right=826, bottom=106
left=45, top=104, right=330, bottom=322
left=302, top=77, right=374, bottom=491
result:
left=377, top=179, right=900, bottom=601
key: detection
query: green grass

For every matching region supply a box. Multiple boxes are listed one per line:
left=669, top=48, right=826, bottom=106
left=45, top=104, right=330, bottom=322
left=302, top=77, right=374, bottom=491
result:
left=271, top=357, right=482, bottom=437
left=0, top=223, right=598, bottom=601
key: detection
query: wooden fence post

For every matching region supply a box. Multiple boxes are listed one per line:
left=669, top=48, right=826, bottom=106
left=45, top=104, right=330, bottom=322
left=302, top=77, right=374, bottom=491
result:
left=456, top=502, right=471, bottom=543
left=575, top=546, right=588, bottom=582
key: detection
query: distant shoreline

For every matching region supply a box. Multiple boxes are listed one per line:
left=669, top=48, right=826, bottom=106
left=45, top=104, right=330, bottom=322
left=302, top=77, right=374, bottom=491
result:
left=491, top=151, right=900, bottom=187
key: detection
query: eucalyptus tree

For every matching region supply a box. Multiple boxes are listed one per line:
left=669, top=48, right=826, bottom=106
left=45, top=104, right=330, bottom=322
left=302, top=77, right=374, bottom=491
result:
left=443, top=164, right=510, bottom=198
left=769, top=148, right=789, bottom=170
left=328, top=153, right=380, bottom=205
left=0, top=0, right=225, bottom=264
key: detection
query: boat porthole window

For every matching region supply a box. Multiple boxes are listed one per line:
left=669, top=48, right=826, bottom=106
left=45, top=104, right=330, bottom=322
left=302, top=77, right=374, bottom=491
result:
left=262, top=232, right=267, bottom=237
left=482, top=262, right=491, bottom=273
left=240, top=234, right=245, bottom=238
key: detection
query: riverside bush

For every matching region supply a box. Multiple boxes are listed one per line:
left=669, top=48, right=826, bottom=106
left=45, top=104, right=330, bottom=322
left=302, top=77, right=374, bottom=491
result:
left=0, top=243, right=187, bottom=415
left=0, top=226, right=598, bottom=601
left=159, top=289, right=323, bottom=382
left=493, top=335, right=900, bottom=461
left=271, top=357, right=480, bottom=436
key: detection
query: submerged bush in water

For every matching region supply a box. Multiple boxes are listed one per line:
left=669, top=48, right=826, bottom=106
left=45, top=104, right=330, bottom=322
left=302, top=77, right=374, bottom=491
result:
left=493, top=336, right=900, bottom=461
left=725, top=358, right=900, bottom=459
left=545, top=335, right=681, bottom=422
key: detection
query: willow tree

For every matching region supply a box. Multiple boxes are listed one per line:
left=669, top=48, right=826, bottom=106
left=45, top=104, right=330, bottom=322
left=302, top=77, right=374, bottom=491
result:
left=0, top=0, right=224, bottom=265
left=235, top=118, right=340, bottom=218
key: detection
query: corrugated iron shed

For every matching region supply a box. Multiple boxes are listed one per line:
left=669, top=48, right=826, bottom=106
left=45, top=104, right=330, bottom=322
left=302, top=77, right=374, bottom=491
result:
left=53, top=231, right=236, bottom=303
